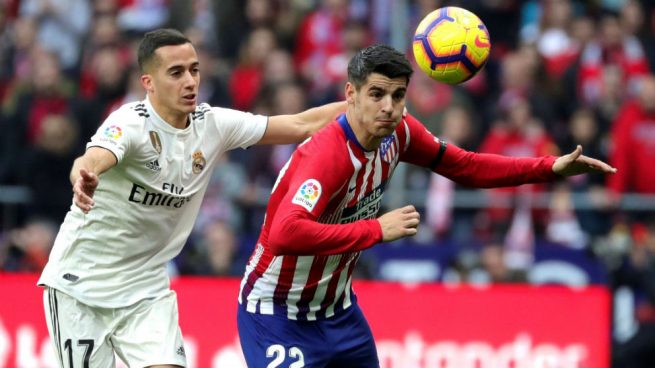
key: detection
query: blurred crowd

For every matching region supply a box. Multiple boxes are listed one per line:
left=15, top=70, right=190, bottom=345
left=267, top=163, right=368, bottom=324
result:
left=0, top=0, right=655, bottom=364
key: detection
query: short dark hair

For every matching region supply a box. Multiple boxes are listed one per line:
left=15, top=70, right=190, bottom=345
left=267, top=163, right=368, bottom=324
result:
left=347, top=44, right=413, bottom=89
left=137, top=28, right=191, bottom=72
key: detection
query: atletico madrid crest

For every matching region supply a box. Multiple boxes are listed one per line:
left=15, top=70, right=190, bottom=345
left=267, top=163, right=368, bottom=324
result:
left=379, top=135, right=396, bottom=164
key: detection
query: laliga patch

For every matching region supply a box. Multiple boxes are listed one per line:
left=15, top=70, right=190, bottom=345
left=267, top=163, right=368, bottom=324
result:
left=292, top=179, right=322, bottom=211
left=104, top=125, right=123, bottom=140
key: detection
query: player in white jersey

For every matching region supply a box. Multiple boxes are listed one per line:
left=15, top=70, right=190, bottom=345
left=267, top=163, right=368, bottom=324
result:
left=37, top=28, right=345, bottom=368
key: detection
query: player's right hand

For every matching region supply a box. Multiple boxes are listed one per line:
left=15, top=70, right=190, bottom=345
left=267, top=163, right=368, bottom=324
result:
left=378, top=205, right=420, bottom=242
left=73, top=168, right=98, bottom=214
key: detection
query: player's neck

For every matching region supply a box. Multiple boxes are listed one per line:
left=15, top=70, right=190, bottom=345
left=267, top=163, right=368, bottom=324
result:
left=345, top=111, right=382, bottom=151
left=150, top=99, right=189, bottom=129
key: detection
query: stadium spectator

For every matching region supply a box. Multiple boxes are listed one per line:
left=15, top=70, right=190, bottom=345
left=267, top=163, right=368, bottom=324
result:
left=0, top=17, right=40, bottom=183
left=545, top=182, right=589, bottom=250
left=168, top=0, right=218, bottom=52
left=1, top=47, right=76, bottom=184
left=239, top=81, right=310, bottom=187
left=405, top=59, right=475, bottom=136
left=483, top=46, right=558, bottom=142
left=74, top=46, right=130, bottom=141
left=194, top=44, right=232, bottom=107
left=178, top=219, right=242, bottom=276
left=78, top=13, right=131, bottom=98
left=228, top=27, right=277, bottom=111
left=425, top=105, right=478, bottom=243
left=611, top=217, right=655, bottom=368
left=103, top=66, right=146, bottom=114
left=521, top=0, right=579, bottom=78
left=116, top=0, right=169, bottom=35
left=2, top=16, right=38, bottom=84
left=559, top=108, right=613, bottom=236
left=575, top=11, right=650, bottom=108
left=323, top=20, right=372, bottom=99
left=607, top=75, right=655, bottom=197
left=18, top=113, right=82, bottom=224
left=235, top=81, right=312, bottom=232
left=36, top=28, right=345, bottom=367
left=478, top=242, right=528, bottom=284
left=294, top=0, right=349, bottom=103
left=0, top=218, right=57, bottom=272
left=195, top=153, right=251, bottom=235
left=477, top=90, right=560, bottom=246
left=237, top=44, right=616, bottom=367
left=19, top=0, right=91, bottom=73
left=0, top=5, right=13, bottom=96
left=261, top=48, right=298, bottom=86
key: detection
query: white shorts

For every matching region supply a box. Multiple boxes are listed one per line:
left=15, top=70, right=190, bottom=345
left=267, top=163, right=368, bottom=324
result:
left=43, top=287, right=187, bottom=368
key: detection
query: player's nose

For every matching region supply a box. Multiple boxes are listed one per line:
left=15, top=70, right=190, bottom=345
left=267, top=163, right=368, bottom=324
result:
left=380, top=95, right=393, bottom=113
left=182, top=71, right=197, bottom=88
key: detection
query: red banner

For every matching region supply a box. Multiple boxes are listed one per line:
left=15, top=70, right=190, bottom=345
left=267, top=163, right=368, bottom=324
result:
left=0, top=274, right=609, bottom=368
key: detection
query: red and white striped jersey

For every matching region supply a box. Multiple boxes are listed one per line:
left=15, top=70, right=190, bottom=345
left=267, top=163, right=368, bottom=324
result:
left=238, top=113, right=558, bottom=321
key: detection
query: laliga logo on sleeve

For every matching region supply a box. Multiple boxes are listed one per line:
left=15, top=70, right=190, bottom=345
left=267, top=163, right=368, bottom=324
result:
left=292, top=179, right=322, bottom=211
left=104, top=125, right=123, bottom=140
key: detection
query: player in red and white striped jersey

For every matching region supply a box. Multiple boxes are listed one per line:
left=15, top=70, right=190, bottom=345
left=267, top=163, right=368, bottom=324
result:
left=237, top=44, right=616, bottom=368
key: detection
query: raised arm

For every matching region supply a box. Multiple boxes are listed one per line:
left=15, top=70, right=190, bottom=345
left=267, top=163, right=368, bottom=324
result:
left=257, top=101, right=346, bottom=145
left=70, top=147, right=117, bottom=213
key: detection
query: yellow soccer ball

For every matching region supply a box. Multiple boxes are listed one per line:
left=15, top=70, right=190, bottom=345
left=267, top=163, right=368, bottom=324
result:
left=413, top=6, right=491, bottom=84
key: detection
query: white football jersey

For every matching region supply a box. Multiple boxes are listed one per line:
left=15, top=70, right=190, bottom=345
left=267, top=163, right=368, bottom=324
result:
left=38, top=97, right=267, bottom=308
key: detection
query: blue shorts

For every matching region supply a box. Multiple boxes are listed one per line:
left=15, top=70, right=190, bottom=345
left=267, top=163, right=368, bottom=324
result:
left=237, top=303, right=379, bottom=368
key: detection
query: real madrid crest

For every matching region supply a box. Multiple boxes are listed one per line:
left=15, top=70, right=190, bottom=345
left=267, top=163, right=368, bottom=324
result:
left=192, top=151, right=206, bottom=174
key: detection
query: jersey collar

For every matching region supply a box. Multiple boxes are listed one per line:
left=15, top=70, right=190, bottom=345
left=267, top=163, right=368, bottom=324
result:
left=337, top=113, right=371, bottom=152
left=144, top=96, right=193, bottom=134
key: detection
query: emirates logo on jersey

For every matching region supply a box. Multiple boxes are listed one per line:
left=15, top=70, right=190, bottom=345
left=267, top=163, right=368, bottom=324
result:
left=192, top=151, right=206, bottom=174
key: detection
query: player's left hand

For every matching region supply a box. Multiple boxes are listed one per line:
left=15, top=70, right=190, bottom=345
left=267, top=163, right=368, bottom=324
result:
left=552, top=145, right=617, bottom=177
left=73, top=168, right=98, bottom=213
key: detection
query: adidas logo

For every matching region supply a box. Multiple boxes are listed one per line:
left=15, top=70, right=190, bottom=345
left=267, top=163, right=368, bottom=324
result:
left=176, top=346, right=186, bottom=357
left=146, top=159, right=161, bottom=172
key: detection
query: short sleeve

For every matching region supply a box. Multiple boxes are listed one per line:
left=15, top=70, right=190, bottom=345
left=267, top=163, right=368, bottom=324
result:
left=86, top=112, right=132, bottom=163
left=211, top=107, right=267, bottom=151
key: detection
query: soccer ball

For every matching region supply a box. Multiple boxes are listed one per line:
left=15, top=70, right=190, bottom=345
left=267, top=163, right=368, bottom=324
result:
left=412, top=6, right=491, bottom=84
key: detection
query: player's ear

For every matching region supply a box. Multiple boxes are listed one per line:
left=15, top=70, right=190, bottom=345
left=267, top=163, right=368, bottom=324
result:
left=345, top=82, right=355, bottom=105
left=140, top=74, right=154, bottom=93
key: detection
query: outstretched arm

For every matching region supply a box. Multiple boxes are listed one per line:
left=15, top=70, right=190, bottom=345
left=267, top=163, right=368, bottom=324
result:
left=552, top=145, right=617, bottom=176
left=401, top=113, right=616, bottom=187
left=70, top=147, right=117, bottom=213
left=257, top=101, right=346, bottom=145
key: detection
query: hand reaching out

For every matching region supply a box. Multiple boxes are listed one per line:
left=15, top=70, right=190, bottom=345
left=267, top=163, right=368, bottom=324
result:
left=73, top=168, right=98, bottom=213
left=553, top=145, right=617, bottom=177
left=378, top=205, right=421, bottom=242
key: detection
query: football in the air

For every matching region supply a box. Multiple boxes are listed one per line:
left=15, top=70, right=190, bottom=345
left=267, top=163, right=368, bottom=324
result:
left=412, top=6, right=491, bottom=84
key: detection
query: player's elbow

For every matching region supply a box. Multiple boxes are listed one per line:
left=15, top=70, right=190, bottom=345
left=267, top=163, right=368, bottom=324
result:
left=268, top=219, right=300, bottom=256
left=268, top=231, right=284, bottom=256
left=268, top=241, right=285, bottom=256
left=292, top=119, right=314, bottom=140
